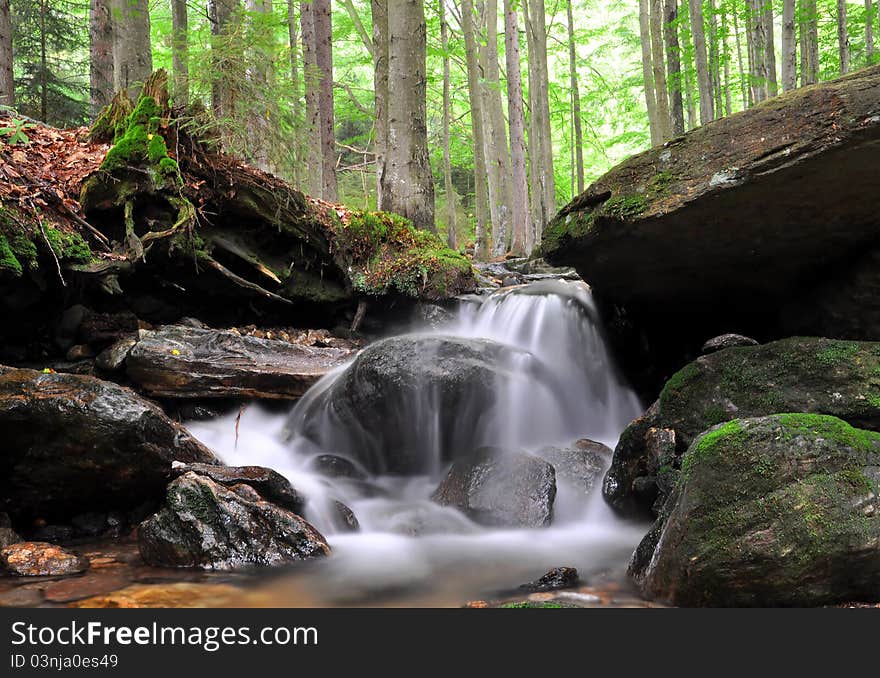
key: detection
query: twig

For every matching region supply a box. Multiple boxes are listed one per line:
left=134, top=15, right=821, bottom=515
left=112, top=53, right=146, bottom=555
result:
left=37, top=219, right=66, bottom=287
left=234, top=403, right=248, bottom=449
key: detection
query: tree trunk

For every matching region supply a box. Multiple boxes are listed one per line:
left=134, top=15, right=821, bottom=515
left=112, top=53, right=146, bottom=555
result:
left=246, top=0, right=275, bottom=171
left=733, top=3, right=750, bottom=108
left=313, top=0, right=337, bottom=201
left=288, top=0, right=301, bottom=189
left=372, top=0, right=388, bottom=210
left=837, top=0, right=849, bottom=74
left=209, top=0, right=238, bottom=133
left=381, top=0, right=435, bottom=232
left=341, top=0, right=374, bottom=55
left=781, top=0, right=796, bottom=91
left=440, top=0, right=456, bottom=248
left=171, top=0, right=188, bottom=105
left=720, top=8, right=732, bottom=115
left=301, top=1, right=323, bottom=197
left=868, top=0, right=875, bottom=63
left=762, top=0, right=778, bottom=96
left=566, top=1, right=585, bottom=191
left=650, top=0, right=672, bottom=140
left=89, top=0, right=114, bottom=116
left=747, top=0, right=768, bottom=104
left=0, top=0, right=10, bottom=109
left=40, top=0, right=47, bottom=121
left=460, top=0, right=490, bottom=257
left=504, top=0, right=529, bottom=255
left=665, top=0, right=685, bottom=135
left=112, top=0, right=152, bottom=98
left=688, top=0, right=715, bottom=124
left=803, top=0, right=819, bottom=84
left=706, top=0, right=722, bottom=117
left=639, top=0, right=661, bottom=144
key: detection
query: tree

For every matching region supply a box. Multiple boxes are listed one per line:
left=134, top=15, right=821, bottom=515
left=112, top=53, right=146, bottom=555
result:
left=639, top=0, right=661, bottom=144
left=762, top=0, right=777, bottom=96
left=868, top=0, right=875, bottom=64
left=112, top=0, right=152, bottom=98
left=566, top=0, right=585, bottom=192
left=209, top=0, right=239, bottom=129
left=380, top=0, right=434, bottom=232
left=649, top=0, right=672, bottom=140
left=746, top=0, right=768, bottom=104
left=313, top=0, right=337, bottom=200
left=688, top=0, right=714, bottom=124
left=171, top=0, right=188, bottom=105
left=287, top=0, right=302, bottom=189
left=1, top=0, right=15, bottom=108
left=505, top=0, right=529, bottom=254
left=664, top=0, right=685, bottom=135
left=371, top=0, right=388, bottom=209
left=801, top=0, right=819, bottom=85
left=837, top=0, right=849, bottom=74
left=439, top=0, right=457, bottom=249
left=89, top=0, right=113, bottom=116
left=301, top=0, right=322, bottom=196
left=781, top=0, right=796, bottom=92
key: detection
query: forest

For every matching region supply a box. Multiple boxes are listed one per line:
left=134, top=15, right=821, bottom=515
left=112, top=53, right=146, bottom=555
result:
left=0, top=0, right=875, bottom=257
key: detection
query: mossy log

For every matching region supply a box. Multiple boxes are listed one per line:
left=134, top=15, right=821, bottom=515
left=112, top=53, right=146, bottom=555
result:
left=542, top=65, right=880, bottom=397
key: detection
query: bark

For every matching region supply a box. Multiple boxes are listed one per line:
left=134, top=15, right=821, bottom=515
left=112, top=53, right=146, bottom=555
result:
left=505, top=0, right=529, bottom=254
left=460, top=0, right=490, bottom=257
left=706, top=0, right=722, bottom=118
left=733, top=3, right=750, bottom=108
left=837, top=0, right=849, bottom=74
left=209, top=0, right=238, bottom=131
left=781, top=0, right=797, bottom=92
left=664, top=0, right=685, bottom=136
left=802, top=0, right=819, bottom=85
left=381, top=0, right=435, bottom=232
left=111, top=0, right=152, bottom=98
left=650, top=0, right=672, bottom=140
left=688, top=0, right=715, bottom=123
left=440, top=0, right=457, bottom=249
left=313, top=0, right=337, bottom=201
left=868, top=0, right=875, bottom=63
left=721, top=8, right=732, bottom=115
left=372, top=0, right=388, bottom=210
left=639, top=0, right=661, bottom=144
left=288, top=0, right=301, bottom=189
left=171, top=0, right=188, bottom=105
left=747, top=0, right=768, bottom=104
left=301, top=1, right=323, bottom=197
left=0, top=0, right=10, bottom=108
left=567, top=1, right=585, bottom=191
left=89, top=0, right=114, bottom=116
left=762, top=0, right=778, bottom=97
left=40, top=0, right=46, bottom=120
left=246, top=0, right=275, bottom=172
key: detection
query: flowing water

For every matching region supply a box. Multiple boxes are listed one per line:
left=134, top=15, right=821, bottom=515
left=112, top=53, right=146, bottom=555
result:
left=186, top=279, right=647, bottom=605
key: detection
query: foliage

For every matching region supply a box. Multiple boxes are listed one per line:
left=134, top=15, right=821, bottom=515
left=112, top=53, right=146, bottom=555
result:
left=0, top=118, right=38, bottom=146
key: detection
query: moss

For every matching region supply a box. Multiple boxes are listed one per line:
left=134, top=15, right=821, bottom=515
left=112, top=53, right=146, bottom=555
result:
left=148, top=134, right=169, bottom=164
left=776, top=413, right=880, bottom=453
left=659, top=362, right=701, bottom=408
left=10, top=233, right=38, bottom=270
left=683, top=419, right=745, bottom=475
left=101, top=123, right=150, bottom=172
left=0, top=235, right=23, bottom=276
left=603, top=194, right=647, bottom=220
left=43, top=227, right=92, bottom=263
left=647, top=171, right=675, bottom=197
left=816, top=341, right=860, bottom=366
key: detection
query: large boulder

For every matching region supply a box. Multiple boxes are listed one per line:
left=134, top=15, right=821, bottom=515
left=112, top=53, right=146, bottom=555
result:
left=542, top=66, right=880, bottom=396
left=138, top=472, right=330, bottom=570
left=605, top=337, right=880, bottom=517
left=126, top=325, right=354, bottom=400
left=0, top=366, right=217, bottom=522
left=431, top=447, right=557, bottom=528
left=633, top=414, right=880, bottom=607
left=289, top=335, right=547, bottom=474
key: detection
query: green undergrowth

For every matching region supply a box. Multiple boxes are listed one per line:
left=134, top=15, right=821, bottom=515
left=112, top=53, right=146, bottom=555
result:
left=0, top=203, right=93, bottom=278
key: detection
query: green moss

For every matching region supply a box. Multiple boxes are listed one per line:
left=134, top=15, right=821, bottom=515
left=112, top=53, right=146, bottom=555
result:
left=148, top=134, right=169, bottom=164
left=10, top=234, right=38, bottom=269
left=101, top=123, right=150, bottom=172
left=0, top=235, right=23, bottom=276
left=128, top=95, right=162, bottom=129
left=603, top=194, right=647, bottom=220
left=43, top=227, right=92, bottom=263
left=776, top=413, right=880, bottom=452
left=647, top=171, right=675, bottom=197
left=816, top=341, right=860, bottom=366
left=659, top=362, right=701, bottom=407
left=683, top=419, right=745, bottom=475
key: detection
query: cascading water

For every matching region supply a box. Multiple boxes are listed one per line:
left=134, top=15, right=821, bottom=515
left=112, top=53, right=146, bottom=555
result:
left=186, top=279, right=647, bottom=605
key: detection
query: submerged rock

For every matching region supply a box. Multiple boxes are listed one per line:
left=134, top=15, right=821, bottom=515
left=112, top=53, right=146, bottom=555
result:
left=605, top=337, right=880, bottom=517
left=139, top=472, right=330, bottom=570
left=432, top=447, right=556, bottom=528
left=1, top=542, right=90, bottom=577
left=126, top=325, right=354, bottom=400
left=633, top=414, right=880, bottom=607
left=0, top=366, right=217, bottom=523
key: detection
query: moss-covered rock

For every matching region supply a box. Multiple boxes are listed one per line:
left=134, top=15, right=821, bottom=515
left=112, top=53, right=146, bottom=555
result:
left=632, top=414, right=880, bottom=606
left=605, top=336, right=880, bottom=517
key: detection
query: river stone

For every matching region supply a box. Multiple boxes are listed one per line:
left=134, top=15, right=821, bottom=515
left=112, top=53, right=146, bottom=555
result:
left=0, top=527, right=22, bottom=549
left=700, top=333, right=758, bottom=354
left=604, top=337, right=880, bottom=517
left=519, top=566, right=580, bottom=593
left=95, top=338, right=136, bottom=371
left=307, top=454, right=367, bottom=481
left=126, top=325, right=354, bottom=400
left=0, top=366, right=217, bottom=522
left=139, top=472, right=330, bottom=570
left=1, top=542, right=90, bottom=576
left=535, top=440, right=609, bottom=497
left=292, top=335, right=545, bottom=474
left=432, top=447, right=556, bottom=528
left=170, top=462, right=306, bottom=514
left=632, top=414, right=880, bottom=607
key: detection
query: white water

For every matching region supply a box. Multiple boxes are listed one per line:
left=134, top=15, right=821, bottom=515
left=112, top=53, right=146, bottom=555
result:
left=186, top=280, right=647, bottom=604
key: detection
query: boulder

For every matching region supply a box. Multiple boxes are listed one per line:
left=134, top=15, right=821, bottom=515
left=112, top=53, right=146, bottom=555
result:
left=126, top=325, right=354, bottom=400
left=431, top=447, right=556, bottom=528
left=291, top=335, right=544, bottom=474
left=519, top=566, right=580, bottom=593
left=542, top=66, right=880, bottom=395
left=605, top=337, right=880, bottom=517
left=307, top=454, right=367, bottom=481
left=0, top=366, right=217, bottom=522
left=701, top=334, right=758, bottom=354
left=535, top=439, right=610, bottom=497
left=139, top=472, right=330, bottom=570
left=170, top=462, right=306, bottom=514
left=1, top=542, right=89, bottom=576
left=95, top=338, right=136, bottom=371
left=633, top=414, right=880, bottom=607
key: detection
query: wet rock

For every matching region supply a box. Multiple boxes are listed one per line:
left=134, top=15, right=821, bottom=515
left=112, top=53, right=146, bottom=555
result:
left=604, top=337, right=880, bottom=517
left=432, top=447, right=556, bottom=528
left=307, top=454, right=367, bottom=481
left=170, top=463, right=306, bottom=514
left=54, top=305, right=89, bottom=351
left=78, top=311, right=140, bottom=346
left=519, top=567, right=580, bottom=593
left=1, top=542, right=89, bottom=576
left=0, top=366, right=217, bottom=523
left=0, top=527, right=22, bottom=549
left=633, top=414, right=880, bottom=606
left=139, top=472, right=330, bottom=570
left=535, top=440, right=609, bottom=497
left=95, top=338, right=136, bottom=371
left=413, top=303, right=455, bottom=330
left=66, top=344, right=95, bottom=361
left=332, top=501, right=360, bottom=532
left=701, top=333, right=759, bottom=354
left=126, top=325, right=354, bottom=400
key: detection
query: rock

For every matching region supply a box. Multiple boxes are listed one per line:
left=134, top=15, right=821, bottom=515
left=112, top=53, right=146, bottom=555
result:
left=534, top=441, right=608, bottom=497
left=78, top=311, right=141, bottom=346
left=604, top=337, right=880, bottom=517
left=431, top=447, right=556, bottom=528
left=701, top=333, right=759, bottom=354
left=170, top=463, right=306, bottom=514
left=413, top=303, right=455, bottom=330
left=66, top=344, right=95, bottom=361
left=0, top=527, right=22, bottom=548
left=633, top=414, right=880, bottom=606
left=1, top=542, right=89, bottom=576
left=95, top=338, right=136, bottom=371
left=292, top=335, right=545, bottom=474
left=542, top=66, right=880, bottom=396
left=138, top=472, right=330, bottom=570
left=331, top=501, right=360, bottom=532
left=54, top=305, right=89, bottom=351
left=0, top=366, right=217, bottom=522
left=307, top=454, right=367, bottom=481
left=71, top=513, right=108, bottom=538
left=519, top=566, right=580, bottom=592
left=126, top=325, right=354, bottom=400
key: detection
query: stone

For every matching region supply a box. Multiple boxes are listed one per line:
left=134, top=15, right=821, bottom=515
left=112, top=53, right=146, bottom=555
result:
left=519, top=567, right=580, bottom=593
left=307, top=454, right=367, bottom=481
left=1, top=542, right=90, bottom=576
left=0, top=527, right=22, bottom=549
left=534, top=442, right=608, bottom=497
left=95, top=338, right=136, bottom=371
left=170, top=463, right=306, bottom=514
left=701, top=334, right=759, bottom=354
